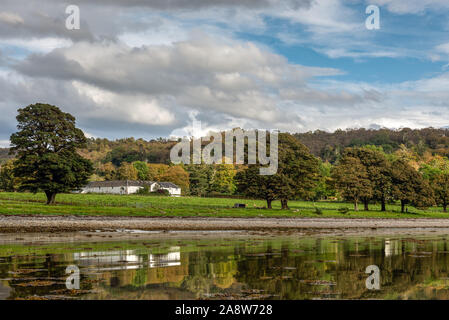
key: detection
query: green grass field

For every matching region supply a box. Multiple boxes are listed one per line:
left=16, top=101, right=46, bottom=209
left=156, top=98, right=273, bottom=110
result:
left=0, top=192, right=449, bottom=218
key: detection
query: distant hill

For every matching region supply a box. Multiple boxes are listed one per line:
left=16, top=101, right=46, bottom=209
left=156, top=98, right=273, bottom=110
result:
left=2, top=127, right=449, bottom=166
left=295, top=127, right=449, bottom=162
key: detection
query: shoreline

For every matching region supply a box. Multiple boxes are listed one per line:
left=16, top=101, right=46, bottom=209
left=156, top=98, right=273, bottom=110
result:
left=2, top=215, right=449, bottom=233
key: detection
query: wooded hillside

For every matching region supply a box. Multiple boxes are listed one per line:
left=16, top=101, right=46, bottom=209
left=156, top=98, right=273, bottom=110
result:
left=2, top=127, right=449, bottom=165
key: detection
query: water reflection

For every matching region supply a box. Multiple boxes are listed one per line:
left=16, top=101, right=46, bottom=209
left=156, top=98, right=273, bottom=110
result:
left=150, top=248, right=181, bottom=268
left=1, top=235, right=449, bottom=299
left=73, top=247, right=181, bottom=271
left=385, top=239, right=401, bottom=257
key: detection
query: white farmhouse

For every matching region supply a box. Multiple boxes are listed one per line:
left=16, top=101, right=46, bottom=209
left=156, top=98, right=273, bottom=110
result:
left=81, top=180, right=181, bottom=196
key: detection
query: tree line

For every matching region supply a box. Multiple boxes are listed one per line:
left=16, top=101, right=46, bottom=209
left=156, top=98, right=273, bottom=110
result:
left=4, top=125, right=449, bottom=167
left=1, top=103, right=449, bottom=212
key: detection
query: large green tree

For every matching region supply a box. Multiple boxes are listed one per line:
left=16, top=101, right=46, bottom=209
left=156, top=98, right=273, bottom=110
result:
left=133, top=161, right=150, bottom=180
left=343, top=147, right=392, bottom=211
left=313, top=160, right=335, bottom=200
left=210, top=164, right=237, bottom=194
left=10, top=103, right=93, bottom=204
left=235, top=166, right=285, bottom=209
left=432, top=173, right=449, bottom=212
left=332, top=156, right=372, bottom=211
left=391, top=159, right=434, bottom=213
left=235, top=133, right=319, bottom=209
left=186, top=164, right=214, bottom=196
left=276, top=134, right=319, bottom=209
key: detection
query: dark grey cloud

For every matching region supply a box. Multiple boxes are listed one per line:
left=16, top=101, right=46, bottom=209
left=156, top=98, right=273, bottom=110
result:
left=14, top=51, right=85, bottom=81
left=0, top=0, right=313, bottom=44
left=0, top=2, right=94, bottom=42
left=0, top=0, right=317, bottom=55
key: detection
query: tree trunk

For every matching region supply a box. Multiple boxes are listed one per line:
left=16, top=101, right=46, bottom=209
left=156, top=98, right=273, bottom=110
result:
left=266, top=199, right=272, bottom=209
left=281, top=199, right=289, bottom=210
left=354, top=200, right=358, bottom=211
left=45, top=191, right=57, bottom=205
left=381, top=197, right=386, bottom=212
left=401, top=200, right=405, bottom=213
left=363, top=198, right=369, bottom=211
left=444, top=202, right=447, bottom=213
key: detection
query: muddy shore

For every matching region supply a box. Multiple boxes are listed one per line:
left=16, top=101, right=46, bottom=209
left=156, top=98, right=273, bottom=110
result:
left=2, top=215, right=449, bottom=233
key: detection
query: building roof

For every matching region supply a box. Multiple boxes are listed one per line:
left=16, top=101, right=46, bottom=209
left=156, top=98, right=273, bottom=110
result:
left=85, top=180, right=180, bottom=189
left=158, top=182, right=181, bottom=189
left=85, top=180, right=156, bottom=188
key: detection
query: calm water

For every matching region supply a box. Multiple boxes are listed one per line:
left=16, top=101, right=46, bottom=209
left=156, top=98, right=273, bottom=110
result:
left=1, top=233, right=449, bottom=300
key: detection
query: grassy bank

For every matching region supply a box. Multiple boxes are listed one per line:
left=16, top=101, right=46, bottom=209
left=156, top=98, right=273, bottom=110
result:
left=0, top=192, right=449, bottom=218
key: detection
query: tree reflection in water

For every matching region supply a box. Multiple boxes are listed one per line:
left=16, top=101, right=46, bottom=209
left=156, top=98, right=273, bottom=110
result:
left=1, top=235, right=449, bottom=299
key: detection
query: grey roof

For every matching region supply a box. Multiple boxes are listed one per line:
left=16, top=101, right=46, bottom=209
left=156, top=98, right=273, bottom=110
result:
left=85, top=180, right=155, bottom=188
left=85, top=180, right=180, bottom=189
left=158, top=182, right=180, bottom=189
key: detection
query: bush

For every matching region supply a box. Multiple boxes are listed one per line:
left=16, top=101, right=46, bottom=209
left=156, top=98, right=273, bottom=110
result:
left=314, top=207, right=323, bottom=215
left=136, top=186, right=151, bottom=195
left=136, top=187, right=170, bottom=196
left=155, top=189, right=170, bottom=196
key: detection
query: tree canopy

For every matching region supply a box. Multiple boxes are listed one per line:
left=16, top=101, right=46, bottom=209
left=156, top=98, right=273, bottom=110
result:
left=391, top=159, right=434, bottom=212
left=235, top=133, right=319, bottom=209
left=432, top=173, right=449, bottom=212
left=9, top=103, right=93, bottom=204
left=342, top=147, right=392, bottom=211
left=332, top=156, right=372, bottom=211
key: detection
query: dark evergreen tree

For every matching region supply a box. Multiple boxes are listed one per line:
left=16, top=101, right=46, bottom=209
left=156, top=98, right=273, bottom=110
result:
left=10, top=103, right=93, bottom=204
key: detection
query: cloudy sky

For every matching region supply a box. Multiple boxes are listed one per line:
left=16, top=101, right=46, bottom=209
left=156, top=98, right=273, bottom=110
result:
left=1, top=0, right=449, bottom=146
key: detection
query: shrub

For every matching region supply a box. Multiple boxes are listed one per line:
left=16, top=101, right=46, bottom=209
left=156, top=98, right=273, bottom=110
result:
left=314, top=207, right=323, bottom=215
left=136, top=187, right=170, bottom=196
left=155, top=189, right=170, bottom=196
left=136, top=186, right=151, bottom=195
left=338, top=207, right=349, bottom=214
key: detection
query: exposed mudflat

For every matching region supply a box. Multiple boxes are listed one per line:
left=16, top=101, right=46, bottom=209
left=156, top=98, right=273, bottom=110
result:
left=2, top=215, right=449, bottom=234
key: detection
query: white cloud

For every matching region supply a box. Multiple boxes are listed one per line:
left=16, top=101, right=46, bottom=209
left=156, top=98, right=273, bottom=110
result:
left=370, top=0, right=449, bottom=14
left=277, top=0, right=359, bottom=34
left=5, top=28, right=449, bottom=138
left=436, top=42, right=449, bottom=55
left=72, top=81, right=176, bottom=126
left=322, top=48, right=403, bottom=59
left=0, top=140, right=10, bottom=148
left=13, top=35, right=343, bottom=131
left=0, top=0, right=449, bottom=141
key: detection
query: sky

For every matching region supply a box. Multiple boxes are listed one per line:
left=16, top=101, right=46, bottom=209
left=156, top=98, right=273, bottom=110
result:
left=1, top=0, right=449, bottom=146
